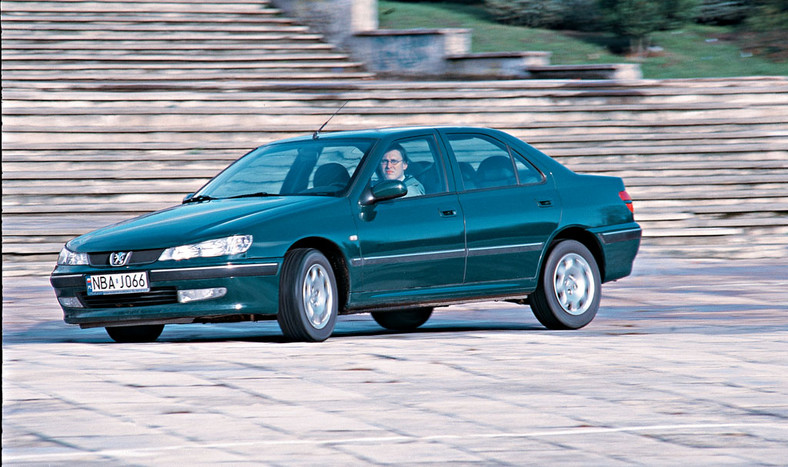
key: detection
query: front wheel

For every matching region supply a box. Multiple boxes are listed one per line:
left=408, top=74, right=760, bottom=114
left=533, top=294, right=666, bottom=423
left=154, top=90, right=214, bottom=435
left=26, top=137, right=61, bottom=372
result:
left=105, top=324, right=164, bottom=343
left=371, top=308, right=433, bottom=331
left=277, top=248, right=338, bottom=342
left=530, top=240, right=601, bottom=330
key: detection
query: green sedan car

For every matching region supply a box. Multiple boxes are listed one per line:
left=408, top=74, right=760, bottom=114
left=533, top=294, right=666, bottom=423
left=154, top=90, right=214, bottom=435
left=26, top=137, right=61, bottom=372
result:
left=51, top=126, right=641, bottom=342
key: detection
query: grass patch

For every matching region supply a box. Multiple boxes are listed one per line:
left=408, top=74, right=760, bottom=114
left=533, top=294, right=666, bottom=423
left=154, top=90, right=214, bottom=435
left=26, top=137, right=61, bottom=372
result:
left=378, top=0, right=788, bottom=79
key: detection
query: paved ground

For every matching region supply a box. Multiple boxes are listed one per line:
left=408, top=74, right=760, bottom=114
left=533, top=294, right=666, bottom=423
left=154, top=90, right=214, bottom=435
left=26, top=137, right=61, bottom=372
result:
left=3, top=249, right=787, bottom=465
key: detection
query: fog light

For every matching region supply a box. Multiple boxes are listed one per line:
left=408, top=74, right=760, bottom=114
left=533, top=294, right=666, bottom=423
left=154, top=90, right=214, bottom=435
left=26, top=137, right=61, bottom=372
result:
left=58, top=297, right=83, bottom=308
left=177, top=287, right=227, bottom=304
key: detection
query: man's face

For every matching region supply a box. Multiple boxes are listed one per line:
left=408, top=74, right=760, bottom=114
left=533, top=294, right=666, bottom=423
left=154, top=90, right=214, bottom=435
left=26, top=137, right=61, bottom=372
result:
left=380, top=149, right=407, bottom=181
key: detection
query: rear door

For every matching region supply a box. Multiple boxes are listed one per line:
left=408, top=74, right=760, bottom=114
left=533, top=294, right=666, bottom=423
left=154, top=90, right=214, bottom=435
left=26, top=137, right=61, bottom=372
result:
left=441, top=130, right=560, bottom=287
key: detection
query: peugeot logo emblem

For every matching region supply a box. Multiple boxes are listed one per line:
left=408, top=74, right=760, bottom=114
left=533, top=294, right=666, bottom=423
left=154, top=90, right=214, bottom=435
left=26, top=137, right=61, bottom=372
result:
left=109, top=251, right=131, bottom=267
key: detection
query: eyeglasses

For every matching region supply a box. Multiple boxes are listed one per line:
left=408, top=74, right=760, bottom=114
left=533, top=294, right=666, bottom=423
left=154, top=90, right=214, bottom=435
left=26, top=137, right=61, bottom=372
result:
left=380, top=159, right=403, bottom=167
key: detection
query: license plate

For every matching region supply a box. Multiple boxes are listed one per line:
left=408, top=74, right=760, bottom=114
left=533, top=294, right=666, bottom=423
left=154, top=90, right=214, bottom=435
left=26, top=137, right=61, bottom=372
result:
left=87, top=272, right=149, bottom=295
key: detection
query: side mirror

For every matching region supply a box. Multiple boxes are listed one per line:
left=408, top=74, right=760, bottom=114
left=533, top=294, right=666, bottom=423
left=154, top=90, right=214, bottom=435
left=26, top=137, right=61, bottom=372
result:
left=182, top=193, right=194, bottom=203
left=360, top=180, right=408, bottom=205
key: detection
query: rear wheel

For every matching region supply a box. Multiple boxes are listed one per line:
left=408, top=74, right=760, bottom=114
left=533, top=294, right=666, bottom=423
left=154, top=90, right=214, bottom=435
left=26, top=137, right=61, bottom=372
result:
left=105, top=324, right=164, bottom=343
left=371, top=308, right=433, bottom=331
left=530, top=240, right=601, bottom=330
left=277, top=248, right=338, bottom=342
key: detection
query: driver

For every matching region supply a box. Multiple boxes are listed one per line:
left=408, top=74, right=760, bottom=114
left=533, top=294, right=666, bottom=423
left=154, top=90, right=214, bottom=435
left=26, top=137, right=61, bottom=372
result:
left=379, top=144, right=425, bottom=198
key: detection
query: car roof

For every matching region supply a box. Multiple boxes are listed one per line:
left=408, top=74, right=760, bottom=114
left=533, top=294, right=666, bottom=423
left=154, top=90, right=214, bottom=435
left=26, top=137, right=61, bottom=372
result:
left=265, top=126, right=496, bottom=145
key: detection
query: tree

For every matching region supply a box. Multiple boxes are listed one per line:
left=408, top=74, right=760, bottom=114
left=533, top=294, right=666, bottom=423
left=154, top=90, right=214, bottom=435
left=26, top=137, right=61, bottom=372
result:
left=484, top=0, right=599, bottom=29
left=598, top=0, right=671, bottom=55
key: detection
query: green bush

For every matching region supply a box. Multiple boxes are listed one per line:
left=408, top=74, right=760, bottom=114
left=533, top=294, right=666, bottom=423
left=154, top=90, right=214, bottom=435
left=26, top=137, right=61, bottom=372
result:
left=746, top=0, right=788, bottom=30
left=658, top=0, right=701, bottom=29
left=597, top=0, right=663, bottom=52
left=393, top=0, right=484, bottom=3
left=695, top=0, right=752, bottom=24
left=596, top=0, right=699, bottom=53
left=484, top=0, right=599, bottom=29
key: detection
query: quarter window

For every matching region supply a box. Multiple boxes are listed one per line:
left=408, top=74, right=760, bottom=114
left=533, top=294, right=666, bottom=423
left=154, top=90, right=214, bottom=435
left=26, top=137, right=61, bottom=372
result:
left=512, top=151, right=544, bottom=185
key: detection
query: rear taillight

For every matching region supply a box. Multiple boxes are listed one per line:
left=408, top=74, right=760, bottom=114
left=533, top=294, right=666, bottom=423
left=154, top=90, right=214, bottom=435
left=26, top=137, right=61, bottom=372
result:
left=619, top=190, right=634, bottom=213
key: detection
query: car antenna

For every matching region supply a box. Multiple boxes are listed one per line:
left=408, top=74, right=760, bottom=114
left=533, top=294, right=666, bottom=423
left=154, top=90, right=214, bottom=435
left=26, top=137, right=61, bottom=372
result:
left=313, top=100, right=349, bottom=140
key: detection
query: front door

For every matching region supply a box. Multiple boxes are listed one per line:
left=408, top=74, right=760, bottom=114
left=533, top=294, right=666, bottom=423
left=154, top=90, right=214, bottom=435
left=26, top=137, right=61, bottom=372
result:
left=352, top=135, right=466, bottom=298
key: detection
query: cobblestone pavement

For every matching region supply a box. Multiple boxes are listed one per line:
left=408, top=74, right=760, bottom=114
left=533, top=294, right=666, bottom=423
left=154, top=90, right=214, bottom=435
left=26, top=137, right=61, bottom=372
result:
left=3, top=250, right=787, bottom=465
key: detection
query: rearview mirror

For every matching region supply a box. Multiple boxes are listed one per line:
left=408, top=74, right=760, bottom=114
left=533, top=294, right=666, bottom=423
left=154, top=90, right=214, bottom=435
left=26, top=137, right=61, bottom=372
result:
left=360, top=180, right=408, bottom=205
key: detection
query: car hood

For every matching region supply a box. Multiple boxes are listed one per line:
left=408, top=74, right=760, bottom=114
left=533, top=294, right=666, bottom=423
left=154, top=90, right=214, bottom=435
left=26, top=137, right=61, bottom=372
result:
left=68, top=197, right=334, bottom=252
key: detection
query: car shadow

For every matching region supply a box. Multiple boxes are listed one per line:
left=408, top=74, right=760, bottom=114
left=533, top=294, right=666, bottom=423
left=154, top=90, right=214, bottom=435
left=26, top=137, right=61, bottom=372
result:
left=2, top=318, right=544, bottom=345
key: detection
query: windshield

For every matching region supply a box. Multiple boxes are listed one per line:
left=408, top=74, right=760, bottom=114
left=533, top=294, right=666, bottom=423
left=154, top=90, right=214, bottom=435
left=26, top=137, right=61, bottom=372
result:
left=194, top=139, right=373, bottom=199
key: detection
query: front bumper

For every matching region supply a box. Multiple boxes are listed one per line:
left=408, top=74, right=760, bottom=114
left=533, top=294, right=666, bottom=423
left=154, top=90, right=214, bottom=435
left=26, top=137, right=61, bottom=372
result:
left=51, top=262, right=281, bottom=328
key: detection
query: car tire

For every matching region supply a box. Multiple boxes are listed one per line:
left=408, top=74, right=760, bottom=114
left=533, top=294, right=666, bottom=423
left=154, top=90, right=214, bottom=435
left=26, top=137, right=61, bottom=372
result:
left=530, top=240, right=601, bottom=330
left=105, top=324, right=164, bottom=343
left=277, top=248, right=338, bottom=342
left=371, top=308, right=433, bottom=331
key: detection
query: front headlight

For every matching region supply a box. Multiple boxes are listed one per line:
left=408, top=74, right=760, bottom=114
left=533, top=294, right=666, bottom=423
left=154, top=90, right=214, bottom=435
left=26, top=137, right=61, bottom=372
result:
left=58, top=246, right=89, bottom=265
left=158, top=235, right=253, bottom=261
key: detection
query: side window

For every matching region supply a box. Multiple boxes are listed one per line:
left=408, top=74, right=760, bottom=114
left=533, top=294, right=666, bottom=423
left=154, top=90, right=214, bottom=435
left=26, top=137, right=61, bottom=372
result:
left=370, top=136, right=448, bottom=197
left=447, top=134, right=517, bottom=190
left=309, top=145, right=365, bottom=193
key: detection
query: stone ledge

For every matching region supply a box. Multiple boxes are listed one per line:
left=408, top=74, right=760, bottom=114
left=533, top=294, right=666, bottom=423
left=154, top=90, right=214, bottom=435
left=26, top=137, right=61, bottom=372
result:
left=355, top=28, right=471, bottom=37
left=446, top=51, right=552, bottom=79
left=528, top=63, right=642, bottom=80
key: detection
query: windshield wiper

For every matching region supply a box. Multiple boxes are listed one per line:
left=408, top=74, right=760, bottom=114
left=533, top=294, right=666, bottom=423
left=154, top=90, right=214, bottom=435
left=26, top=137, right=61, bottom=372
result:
left=226, top=191, right=273, bottom=199
left=183, top=194, right=216, bottom=204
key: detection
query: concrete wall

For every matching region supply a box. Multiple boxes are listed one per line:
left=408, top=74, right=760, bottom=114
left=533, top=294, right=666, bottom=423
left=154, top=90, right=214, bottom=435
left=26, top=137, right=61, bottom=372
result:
left=273, top=0, right=377, bottom=50
left=352, top=29, right=471, bottom=77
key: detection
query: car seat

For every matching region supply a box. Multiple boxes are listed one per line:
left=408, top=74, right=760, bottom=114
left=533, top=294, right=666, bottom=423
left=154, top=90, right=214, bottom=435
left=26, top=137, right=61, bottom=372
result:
left=407, top=161, right=441, bottom=194
left=458, top=162, right=476, bottom=190
left=313, top=163, right=350, bottom=190
left=475, top=156, right=516, bottom=189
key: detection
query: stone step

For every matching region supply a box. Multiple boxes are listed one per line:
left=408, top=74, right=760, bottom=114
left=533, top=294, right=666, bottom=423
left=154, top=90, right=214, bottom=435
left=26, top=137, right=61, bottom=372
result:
left=4, top=137, right=785, bottom=158
left=3, top=0, right=271, bottom=3
left=4, top=101, right=780, bottom=115
left=4, top=78, right=785, bottom=95
left=4, top=108, right=783, bottom=130
left=4, top=125, right=785, bottom=148
left=0, top=32, right=326, bottom=42
left=1, top=2, right=277, bottom=14
left=2, top=43, right=336, bottom=53
left=3, top=52, right=352, bottom=62
left=2, top=62, right=367, bottom=73
left=3, top=90, right=785, bottom=108
left=3, top=79, right=786, bottom=96
left=1, top=72, right=378, bottom=87
left=3, top=23, right=310, bottom=33
left=3, top=14, right=290, bottom=24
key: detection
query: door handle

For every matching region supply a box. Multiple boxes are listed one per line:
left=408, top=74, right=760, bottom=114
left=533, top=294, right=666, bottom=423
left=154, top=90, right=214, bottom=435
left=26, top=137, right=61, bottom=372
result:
left=440, top=209, right=457, bottom=217
left=538, top=200, right=553, bottom=207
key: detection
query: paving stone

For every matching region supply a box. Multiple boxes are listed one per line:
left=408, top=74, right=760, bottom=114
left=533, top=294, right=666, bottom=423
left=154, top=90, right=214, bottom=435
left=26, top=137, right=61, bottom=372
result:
left=3, top=254, right=787, bottom=464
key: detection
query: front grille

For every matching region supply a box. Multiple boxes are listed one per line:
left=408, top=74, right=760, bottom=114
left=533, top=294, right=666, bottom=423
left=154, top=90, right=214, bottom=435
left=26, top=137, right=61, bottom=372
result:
left=89, top=249, right=165, bottom=267
left=78, top=287, right=178, bottom=308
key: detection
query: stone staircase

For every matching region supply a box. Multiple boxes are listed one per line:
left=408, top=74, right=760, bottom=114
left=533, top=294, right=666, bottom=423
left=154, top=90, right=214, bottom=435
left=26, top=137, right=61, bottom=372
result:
left=2, top=0, right=787, bottom=276
left=1, top=0, right=374, bottom=84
